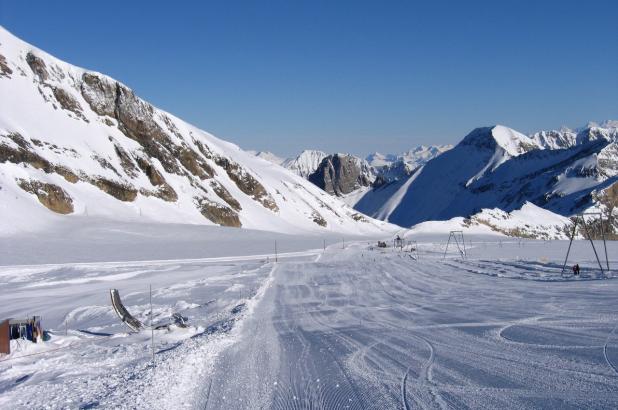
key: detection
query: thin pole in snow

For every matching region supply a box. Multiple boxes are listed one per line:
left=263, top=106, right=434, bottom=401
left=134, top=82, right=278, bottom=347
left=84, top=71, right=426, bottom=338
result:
left=561, top=218, right=578, bottom=274
left=150, top=284, right=154, bottom=365
left=275, top=240, right=278, bottom=262
left=323, top=239, right=326, bottom=252
left=600, top=214, right=610, bottom=271
left=342, top=238, right=345, bottom=249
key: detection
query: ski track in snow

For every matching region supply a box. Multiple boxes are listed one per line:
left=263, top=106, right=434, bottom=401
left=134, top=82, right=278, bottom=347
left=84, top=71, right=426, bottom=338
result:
left=195, top=239, right=618, bottom=409
left=1, top=237, right=618, bottom=409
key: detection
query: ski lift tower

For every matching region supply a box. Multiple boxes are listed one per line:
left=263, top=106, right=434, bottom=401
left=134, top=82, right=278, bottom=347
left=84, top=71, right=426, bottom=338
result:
left=561, top=212, right=610, bottom=275
left=443, top=231, right=466, bottom=259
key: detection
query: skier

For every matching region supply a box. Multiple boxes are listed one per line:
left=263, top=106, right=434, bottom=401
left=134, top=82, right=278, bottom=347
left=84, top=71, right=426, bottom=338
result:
left=572, top=263, right=580, bottom=276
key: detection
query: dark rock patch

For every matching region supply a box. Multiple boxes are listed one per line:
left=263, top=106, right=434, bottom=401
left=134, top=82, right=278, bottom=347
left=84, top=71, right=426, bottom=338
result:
left=139, top=184, right=178, bottom=202
left=54, top=165, right=79, bottom=183
left=0, top=135, right=53, bottom=172
left=213, top=155, right=278, bottom=212
left=211, top=181, right=241, bottom=211
left=195, top=197, right=241, bottom=227
left=178, top=147, right=214, bottom=179
left=194, top=139, right=214, bottom=159
left=109, top=138, right=139, bottom=178
left=92, top=154, right=121, bottom=177
left=52, top=87, right=87, bottom=121
left=17, top=179, right=73, bottom=214
left=351, top=213, right=368, bottom=222
left=0, top=53, right=12, bottom=78
left=312, top=211, right=327, bottom=227
left=308, top=154, right=372, bottom=196
left=80, top=72, right=116, bottom=117
left=89, top=177, right=137, bottom=202
left=26, top=52, right=49, bottom=81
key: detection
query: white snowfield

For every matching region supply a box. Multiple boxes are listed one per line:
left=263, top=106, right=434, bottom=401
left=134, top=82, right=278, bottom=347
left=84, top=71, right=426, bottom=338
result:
left=1, top=221, right=617, bottom=409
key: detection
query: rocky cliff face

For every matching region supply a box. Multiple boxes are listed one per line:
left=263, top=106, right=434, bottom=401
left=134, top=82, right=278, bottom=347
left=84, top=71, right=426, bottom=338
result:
left=307, top=154, right=374, bottom=196
left=0, top=26, right=393, bottom=236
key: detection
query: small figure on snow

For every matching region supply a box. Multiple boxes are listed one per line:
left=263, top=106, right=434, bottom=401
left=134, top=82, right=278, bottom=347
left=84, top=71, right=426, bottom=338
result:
left=572, top=263, right=580, bottom=276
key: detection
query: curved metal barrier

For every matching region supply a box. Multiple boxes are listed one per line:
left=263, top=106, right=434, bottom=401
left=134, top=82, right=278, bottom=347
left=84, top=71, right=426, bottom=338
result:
left=110, top=289, right=143, bottom=332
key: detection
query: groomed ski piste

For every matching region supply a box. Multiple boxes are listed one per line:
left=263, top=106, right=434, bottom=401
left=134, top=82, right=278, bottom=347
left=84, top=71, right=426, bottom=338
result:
left=1, top=221, right=617, bottom=409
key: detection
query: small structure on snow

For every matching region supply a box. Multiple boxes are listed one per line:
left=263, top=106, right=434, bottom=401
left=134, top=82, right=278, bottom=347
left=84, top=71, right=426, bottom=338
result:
left=110, top=289, right=144, bottom=332
left=0, top=316, right=43, bottom=354
left=561, top=212, right=610, bottom=276
left=393, top=235, right=404, bottom=250
left=443, top=231, right=466, bottom=259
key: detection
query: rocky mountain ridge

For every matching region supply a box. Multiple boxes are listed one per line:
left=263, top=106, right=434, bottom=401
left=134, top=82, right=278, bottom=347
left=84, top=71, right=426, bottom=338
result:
left=252, top=145, right=451, bottom=197
left=0, top=26, right=392, bottom=235
left=357, top=123, right=618, bottom=236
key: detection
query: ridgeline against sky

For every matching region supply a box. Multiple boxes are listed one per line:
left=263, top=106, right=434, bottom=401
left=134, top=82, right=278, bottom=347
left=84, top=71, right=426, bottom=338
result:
left=1, top=0, right=616, bottom=157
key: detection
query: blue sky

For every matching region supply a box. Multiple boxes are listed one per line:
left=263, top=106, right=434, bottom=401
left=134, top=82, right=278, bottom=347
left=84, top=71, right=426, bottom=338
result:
left=1, top=1, right=616, bottom=157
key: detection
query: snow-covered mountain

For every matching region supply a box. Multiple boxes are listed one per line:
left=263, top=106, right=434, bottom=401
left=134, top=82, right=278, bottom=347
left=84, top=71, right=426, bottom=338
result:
left=367, top=145, right=452, bottom=170
left=281, top=150, right=327, bottom=178
left=273, top=145, right=450, bottom=197
left=530, top=127, right=577, bottom=149
left=365, top=152, right=398, bottom=168
left=356, top=123, right=618, bottom=232
left=246, top=150, right=285, bottom=165
left=0, top=26, right=393, bottom=235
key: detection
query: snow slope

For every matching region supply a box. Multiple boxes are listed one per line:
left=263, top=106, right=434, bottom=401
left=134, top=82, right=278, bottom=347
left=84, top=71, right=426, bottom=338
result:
left=3, top=231, right=617, bottom=408
left=357, top=126, right=536, bottom=225
left=0, top=26, right=393, bottom=236
left=356, top=124, right=618, bottom=228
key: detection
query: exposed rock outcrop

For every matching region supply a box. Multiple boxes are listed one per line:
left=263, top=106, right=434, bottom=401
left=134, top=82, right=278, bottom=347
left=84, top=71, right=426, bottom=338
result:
left=211, top=180, right=241, bottom=211
left=311, top=211, right=327, bottom=227
left=0, top=53, right=12, bottom=78
left=89, top=177, right=137, bottom=202
left=308, top=154, right=373, bottom=196
left=214, top=155, right=278, bottom=212
left=17, top=179, right=74, bottom=214
left=178, top=147, right=214, bottom=179
left=26, top=52, right=49, bottom=81
left=0, top=27, right=392, bottom=234
left=195, top=196, right=241, bottom=227
left=1, top=132, right=54, bottom=172
left=52, top=86, right=86, bottom=120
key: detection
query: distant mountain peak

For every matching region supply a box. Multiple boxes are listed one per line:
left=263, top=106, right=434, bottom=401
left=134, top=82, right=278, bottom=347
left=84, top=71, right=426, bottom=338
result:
left=248, top=150, right=285, bottom=165
left=281, top=149, right=328, bottom=178
left=461, top=125, right=539, bottom=156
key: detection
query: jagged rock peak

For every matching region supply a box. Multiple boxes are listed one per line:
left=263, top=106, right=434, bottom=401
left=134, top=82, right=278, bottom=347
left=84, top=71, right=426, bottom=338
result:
left=307, top=153, right=374, bottom=196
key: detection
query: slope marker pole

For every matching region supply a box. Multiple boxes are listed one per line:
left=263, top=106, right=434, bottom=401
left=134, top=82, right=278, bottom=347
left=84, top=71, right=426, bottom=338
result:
left=600, top=213, right=610, bottom=271
left=150, top=284, right=155, bottom=365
